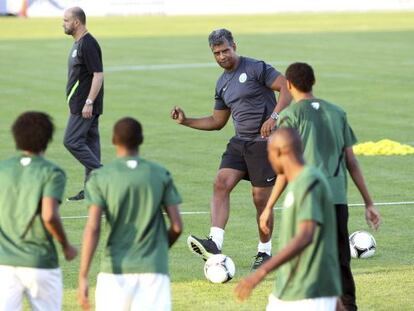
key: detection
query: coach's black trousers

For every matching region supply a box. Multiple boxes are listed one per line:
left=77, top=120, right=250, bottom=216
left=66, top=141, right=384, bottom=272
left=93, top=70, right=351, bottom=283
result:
left=64, top=114, right=102, bottom=184
left=335, top=204, right=357, bottom=311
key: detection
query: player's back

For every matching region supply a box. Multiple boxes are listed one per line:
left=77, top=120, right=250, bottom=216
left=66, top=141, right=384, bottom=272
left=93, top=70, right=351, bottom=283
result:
left=275, top=165, right=341, bottom=300
left=0, top=155, right=65, bottom=268
left=278, top=98, right=356, bottom=204
left=85, top=156, right=181, bottom=275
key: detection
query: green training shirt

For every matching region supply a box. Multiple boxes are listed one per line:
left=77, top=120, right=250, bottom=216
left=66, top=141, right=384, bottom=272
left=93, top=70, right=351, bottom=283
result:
left=278, top=98, right=357, bottom=204
left=85, top=156, right=182, bottom=275
left=0, top=155, right=66, bottom=269
left=273, top=166, right=342, bottom=300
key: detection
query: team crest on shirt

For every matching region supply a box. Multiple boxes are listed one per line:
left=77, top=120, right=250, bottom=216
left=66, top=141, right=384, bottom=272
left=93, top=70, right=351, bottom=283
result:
left=20, top=157, right=31, bottom=166
left=126, top=160, right=138, bottom=169
left=239, top=73, right=247, bottom=83
left=283, top=191, right=295, bottom=209
left=72, top=49, right=77, bottom=58
left=311, top=102, right=320, bottom=110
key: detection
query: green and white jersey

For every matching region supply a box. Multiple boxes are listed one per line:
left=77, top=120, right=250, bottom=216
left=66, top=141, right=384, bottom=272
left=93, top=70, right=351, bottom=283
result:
left=85, top=156, right=182, bottom=275
left=273, top=166, right=342, bottom=300
left=0, top=155, right=66, bottom=269
left=277, top=98, right=357, bottom=204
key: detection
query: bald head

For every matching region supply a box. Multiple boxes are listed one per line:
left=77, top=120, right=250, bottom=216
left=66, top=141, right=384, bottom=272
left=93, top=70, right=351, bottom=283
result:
left=67, top=7, right=86, bottom=25
left=269, top=128, right=303, bottom=157
left=63, top=7, right=87, bottom=37
left=267, top=128, right=304, bottom=175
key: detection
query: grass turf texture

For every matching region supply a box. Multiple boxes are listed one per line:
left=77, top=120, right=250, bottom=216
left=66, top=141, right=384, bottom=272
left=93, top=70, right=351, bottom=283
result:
left=1, top=11, right=414, bottom=310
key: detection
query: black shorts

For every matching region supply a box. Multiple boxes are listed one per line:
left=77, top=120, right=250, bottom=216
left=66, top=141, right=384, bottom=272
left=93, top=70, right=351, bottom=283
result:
left=219, top=137, right=276, bottom=187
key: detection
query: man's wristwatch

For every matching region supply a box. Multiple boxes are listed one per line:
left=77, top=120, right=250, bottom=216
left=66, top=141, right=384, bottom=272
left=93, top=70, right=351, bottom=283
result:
left=270, top=111, right=279, bottom=121
left=85, top=99, right=94, bottom=106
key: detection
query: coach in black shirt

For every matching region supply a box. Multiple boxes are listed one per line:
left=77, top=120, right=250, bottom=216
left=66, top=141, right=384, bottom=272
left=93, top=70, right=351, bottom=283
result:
left=63, top=7, right=103, bottom=201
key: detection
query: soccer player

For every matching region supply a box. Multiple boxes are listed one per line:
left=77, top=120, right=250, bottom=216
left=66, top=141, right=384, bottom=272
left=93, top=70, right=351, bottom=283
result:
left=260, top=62, right=382, bottom=310
left=0, top=111, right=77, bottom=311
left=171, top=28, right=291, bottom=269
left=78, top=117, right=183, bottom=311
left=63, top=6, right=104, bottom=201
left=235, top=128, right=342, bottom=310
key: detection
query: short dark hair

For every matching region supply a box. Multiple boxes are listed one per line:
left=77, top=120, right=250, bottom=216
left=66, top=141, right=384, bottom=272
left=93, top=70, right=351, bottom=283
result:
left=12, top=111, right=54, bottom=153
left=285, top=62, right=315, bottom=93
left=71, top=7, right=86, bottom=25
left=112, top=117, right=143, bottom=150
left=275, top=127, right=303, bottom=157
left=208, top=28, right=234, bottom=47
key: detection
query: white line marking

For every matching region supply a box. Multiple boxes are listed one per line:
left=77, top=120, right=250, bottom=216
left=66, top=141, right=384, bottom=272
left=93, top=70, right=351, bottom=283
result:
left=61, top=201, right=414, bottom=220
left=349, top=201, right=414, bottom=207
left=106, top=61, right=290, bottom=72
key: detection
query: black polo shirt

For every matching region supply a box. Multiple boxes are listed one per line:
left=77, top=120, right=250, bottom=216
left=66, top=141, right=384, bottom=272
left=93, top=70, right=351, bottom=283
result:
left=66, top=33, right=103, bottom=115
left=214, top=57, right=279, bottom=141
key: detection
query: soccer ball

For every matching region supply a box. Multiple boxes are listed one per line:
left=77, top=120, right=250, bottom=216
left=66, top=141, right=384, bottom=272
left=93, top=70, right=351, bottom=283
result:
left=204, top=254, right=236, bottom=283
left=349, top=231, right=376, bottom=258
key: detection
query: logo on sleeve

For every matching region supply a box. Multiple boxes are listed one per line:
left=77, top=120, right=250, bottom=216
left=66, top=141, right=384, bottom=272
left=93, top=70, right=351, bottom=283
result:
left=72, top=49, right=77, bottom=58
left=311, top=102, right=320, bottom=110
left=239, top=73, right=247, bottom=83
left=283, top=191, right=295, bottom=209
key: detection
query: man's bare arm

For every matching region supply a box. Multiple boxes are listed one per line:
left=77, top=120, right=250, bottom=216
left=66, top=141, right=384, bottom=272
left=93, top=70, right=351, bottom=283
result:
left=171, top=106, right=231, bottom=131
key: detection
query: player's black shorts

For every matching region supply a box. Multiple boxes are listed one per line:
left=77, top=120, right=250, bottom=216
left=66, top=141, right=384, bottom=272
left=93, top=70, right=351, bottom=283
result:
left=219, top=137, right=276, bottom=187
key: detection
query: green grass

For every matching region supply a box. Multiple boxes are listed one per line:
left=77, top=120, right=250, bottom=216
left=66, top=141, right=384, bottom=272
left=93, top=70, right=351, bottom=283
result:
left=1, top=11, right=414, bottom=310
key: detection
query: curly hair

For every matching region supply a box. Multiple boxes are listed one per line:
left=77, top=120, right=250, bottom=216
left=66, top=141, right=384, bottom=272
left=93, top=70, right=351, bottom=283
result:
left=12, top=111, right=54, bottom=153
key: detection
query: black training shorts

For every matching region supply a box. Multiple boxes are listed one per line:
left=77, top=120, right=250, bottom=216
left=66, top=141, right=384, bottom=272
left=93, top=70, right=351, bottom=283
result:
left=219, top=137, right=276, bottom=187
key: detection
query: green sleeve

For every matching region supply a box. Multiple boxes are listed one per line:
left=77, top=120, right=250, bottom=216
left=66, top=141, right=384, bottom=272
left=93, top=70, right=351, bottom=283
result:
left=43, top=167, right=66, bottom=203
left=297, top=181, right=324, bottom=225
left=162, top=171, right=182, bottom=207
left=343, top=113, right=357, bottom=147
left=85, top=173, right=106, bottom=209
left=277, top=109, right=297, bottom=129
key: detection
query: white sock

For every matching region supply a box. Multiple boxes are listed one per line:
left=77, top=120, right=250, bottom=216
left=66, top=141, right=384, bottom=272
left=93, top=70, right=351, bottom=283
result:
left=258, top=240, right=272, bottom=255
left=209, top=227, right=224, bottom=250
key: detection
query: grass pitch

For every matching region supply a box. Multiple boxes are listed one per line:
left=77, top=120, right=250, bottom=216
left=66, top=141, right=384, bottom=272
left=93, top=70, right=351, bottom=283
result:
left=1, top=11, right=414, bottom=310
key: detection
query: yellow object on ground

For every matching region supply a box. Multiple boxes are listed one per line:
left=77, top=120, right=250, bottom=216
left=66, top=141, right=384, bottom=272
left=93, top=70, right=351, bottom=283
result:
left=353, top=139, right=414, bottom=156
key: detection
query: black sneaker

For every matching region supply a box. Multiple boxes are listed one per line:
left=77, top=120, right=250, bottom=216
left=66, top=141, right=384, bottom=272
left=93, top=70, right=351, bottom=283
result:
left=187, top=235, right=221, bottom=261
left=251, top=252, right=271, bottom=270
left=66, top=190, right=84, bottom=201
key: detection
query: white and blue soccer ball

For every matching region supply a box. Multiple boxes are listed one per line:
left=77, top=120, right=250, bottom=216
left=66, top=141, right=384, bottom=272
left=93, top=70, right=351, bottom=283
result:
left=349, top=231, right=377, bottom=259
left=204, top=254, right=236, bottom=283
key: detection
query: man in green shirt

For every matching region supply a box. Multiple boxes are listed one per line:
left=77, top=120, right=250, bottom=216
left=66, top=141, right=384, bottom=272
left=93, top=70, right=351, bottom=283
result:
left=0, top=112, right=77, bottom=311
left=260, top=62, right=382, bottom=310
left=78, top=117, right=183, bottom=311
left=235, top=128, right=341, bottom=310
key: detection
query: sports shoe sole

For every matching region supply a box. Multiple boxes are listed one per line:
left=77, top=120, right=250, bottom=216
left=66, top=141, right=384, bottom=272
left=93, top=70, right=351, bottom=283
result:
left=187, top=236, right=214, bottom=261
left=251, top=254, right=272, bottom=271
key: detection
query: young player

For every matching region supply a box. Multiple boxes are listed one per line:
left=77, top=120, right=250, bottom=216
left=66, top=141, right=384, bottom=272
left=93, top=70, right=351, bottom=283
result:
left=235, top=128, right=342, bottom=310
left=260, top=62, right=382, bottom=310
left=0, top=111, right=77, bottom=311
left=171, top=28, right=291, bottom=269
left=78, top=117, right=183, bottom=311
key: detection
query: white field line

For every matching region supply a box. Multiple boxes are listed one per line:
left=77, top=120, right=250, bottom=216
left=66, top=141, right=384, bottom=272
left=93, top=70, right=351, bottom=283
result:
left=61, top=200, right=414, bottom=220
left=106, top=61, right=290, bottom=72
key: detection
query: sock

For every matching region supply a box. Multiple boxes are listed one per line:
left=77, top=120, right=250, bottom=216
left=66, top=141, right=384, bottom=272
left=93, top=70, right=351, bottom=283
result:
left=258, top=240, right=272, bottom=256
left=209, top=227, right=224, bottom=250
